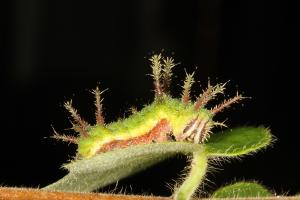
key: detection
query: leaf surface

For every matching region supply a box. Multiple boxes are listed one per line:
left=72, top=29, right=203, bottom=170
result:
left=43, top=142, right=201, bottom=192
left=205, top=126, right=272, bottom=157
left=211, top=181, right=273, bottom=198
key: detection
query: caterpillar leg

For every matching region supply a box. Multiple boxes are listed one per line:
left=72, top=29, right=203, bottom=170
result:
left=193, top=120, right=207, bottom=144
left=180, top=117, right=200, bottom=141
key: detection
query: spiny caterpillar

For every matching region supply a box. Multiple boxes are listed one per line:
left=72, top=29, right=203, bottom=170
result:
left=54, top=54, right=244, bottom=159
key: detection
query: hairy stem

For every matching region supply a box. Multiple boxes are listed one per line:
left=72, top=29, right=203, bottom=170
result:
left=173, top=148, right=207, bottom=200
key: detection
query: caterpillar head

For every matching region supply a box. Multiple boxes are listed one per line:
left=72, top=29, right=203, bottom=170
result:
left=149, top=54, right=244, bottom=144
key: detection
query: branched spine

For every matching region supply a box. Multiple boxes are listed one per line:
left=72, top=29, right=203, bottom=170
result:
left=91, top=86, right=105, bottom=125
left=181, top=72, right=195, bottom=104
left=162, top=57, right=176, bottom=93
left=194, top=82, right=226, bottom=110
left=64, top=100, right=89, bottom=137
left=149, top=54, right=163, bottom=97
left=51, top=127, right=77, bottom=144
left=211, top=92, right=245, bottom=114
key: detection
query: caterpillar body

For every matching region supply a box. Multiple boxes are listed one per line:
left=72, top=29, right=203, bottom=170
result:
left=55, top=54, right=243, bottom=159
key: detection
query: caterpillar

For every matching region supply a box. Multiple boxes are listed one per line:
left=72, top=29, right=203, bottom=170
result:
left=54, top=54, right=243, bottom=159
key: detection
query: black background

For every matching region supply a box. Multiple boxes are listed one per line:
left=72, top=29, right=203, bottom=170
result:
left=1, top=0, right=299, bottom=197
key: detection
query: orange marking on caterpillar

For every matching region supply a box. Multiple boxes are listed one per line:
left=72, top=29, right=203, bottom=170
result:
left=97, top=119, right=172, bottom=153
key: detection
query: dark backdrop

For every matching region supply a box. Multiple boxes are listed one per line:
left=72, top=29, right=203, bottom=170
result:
left=2, top=0, right=299, bottom=197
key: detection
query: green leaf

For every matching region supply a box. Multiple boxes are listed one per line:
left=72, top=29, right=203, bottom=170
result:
left=205, top=126, right=273, bottom=157
left=43, top=142, right=201, bottom=192
left=211, top=181, right=273, bottom=198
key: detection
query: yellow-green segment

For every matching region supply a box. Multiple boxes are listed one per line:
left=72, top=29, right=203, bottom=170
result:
left=77, top=95, right=213, bottom=158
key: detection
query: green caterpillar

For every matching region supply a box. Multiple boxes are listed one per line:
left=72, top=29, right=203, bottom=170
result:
left=54, top=54, right=243, bottom=159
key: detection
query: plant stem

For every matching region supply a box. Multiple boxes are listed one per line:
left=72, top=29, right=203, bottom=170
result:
left=173, top=148, right=207, bottom=200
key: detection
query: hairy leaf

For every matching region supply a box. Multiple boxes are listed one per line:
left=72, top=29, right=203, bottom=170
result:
left=211, top=181, right=273, bottom=198
left=205, top=126, right=272, bottom=157
left=43, top=142, right=201, bottom=192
